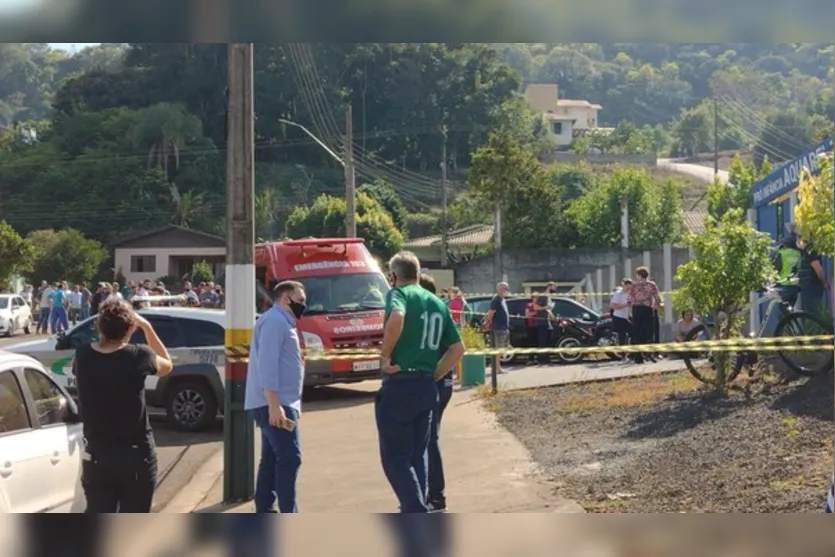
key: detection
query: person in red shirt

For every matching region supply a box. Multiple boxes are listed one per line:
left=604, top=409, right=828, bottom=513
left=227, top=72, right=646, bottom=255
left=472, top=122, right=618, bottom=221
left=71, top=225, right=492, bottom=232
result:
left=525, top=295, right=538, bottom=364
left=447, top=287, right=466, bottom=328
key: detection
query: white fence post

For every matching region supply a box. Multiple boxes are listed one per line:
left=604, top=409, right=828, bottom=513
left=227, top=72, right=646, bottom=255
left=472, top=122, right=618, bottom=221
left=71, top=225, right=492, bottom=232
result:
left=595, top=268, right=604, bottom=310
left=663, top=243, right=673, bottom=325
left=609, top=264, right=617, bottom=293
left=643, top=250, right=651, bottom=272
left=584, top=272, right=597, bottom=311
left=624, top=258, right=633, bottom=280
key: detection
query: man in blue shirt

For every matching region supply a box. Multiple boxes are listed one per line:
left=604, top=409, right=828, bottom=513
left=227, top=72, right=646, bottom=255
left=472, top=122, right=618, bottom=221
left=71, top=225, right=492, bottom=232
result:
left=48, top=281, right=69, bottom=333
left=486, top=282, right=510, bottom=374
left=244, top=280, right=307, bottom=513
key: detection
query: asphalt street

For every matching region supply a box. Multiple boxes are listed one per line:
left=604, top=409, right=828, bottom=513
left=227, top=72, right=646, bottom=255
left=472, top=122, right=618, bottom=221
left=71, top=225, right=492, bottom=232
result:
left=1, top=330, right=682, bottom=512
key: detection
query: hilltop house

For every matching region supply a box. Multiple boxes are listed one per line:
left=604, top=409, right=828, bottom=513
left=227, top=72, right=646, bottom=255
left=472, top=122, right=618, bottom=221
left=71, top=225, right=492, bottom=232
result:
left=524, top=83, right=602, bottom=147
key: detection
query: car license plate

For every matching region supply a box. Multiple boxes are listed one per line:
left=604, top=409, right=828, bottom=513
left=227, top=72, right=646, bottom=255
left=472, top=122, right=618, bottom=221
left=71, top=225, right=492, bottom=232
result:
left=352, top=360, right=380, bottom=372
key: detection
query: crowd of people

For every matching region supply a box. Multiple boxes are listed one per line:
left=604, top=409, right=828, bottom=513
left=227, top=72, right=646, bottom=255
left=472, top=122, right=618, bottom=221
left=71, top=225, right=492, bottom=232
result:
left=17, top=278, right=225, bottom=335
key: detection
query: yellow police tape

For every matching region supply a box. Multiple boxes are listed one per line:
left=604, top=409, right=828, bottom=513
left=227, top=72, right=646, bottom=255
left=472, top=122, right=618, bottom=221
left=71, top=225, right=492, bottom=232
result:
left=461, top=291, right=670, bottom=298
left=223, top=335, right=834, bottom=363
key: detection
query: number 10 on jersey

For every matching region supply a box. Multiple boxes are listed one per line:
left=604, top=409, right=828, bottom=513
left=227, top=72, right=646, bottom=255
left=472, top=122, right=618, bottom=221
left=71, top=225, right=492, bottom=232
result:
left=419, top=311, right=443, bottom=350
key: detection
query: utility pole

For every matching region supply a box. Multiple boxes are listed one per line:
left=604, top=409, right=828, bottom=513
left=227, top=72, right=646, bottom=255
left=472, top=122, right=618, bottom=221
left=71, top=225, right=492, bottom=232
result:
left=223, top=43, right=255, bottom=504
left=493, top=202, right=503, bottom=285
left=440, top=125, right=449, bottom=267
left=344, top=104, right=356, bottom=237
left=713, top=96, right=719, bottom=177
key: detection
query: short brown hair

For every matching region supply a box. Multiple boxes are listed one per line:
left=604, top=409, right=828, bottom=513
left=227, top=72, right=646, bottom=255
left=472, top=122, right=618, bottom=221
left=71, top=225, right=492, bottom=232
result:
left=97, top=298, right=135, bottom=341
left=274, top=280, right=304, bottom=299
left=636, top=266, right=649, bottom=279
left=419, top=274, right=437, bottom=294
left=621, top=278, right=633, bottom=286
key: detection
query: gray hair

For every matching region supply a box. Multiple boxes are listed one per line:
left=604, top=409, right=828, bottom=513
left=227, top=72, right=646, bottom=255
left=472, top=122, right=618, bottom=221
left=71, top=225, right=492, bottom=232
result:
left=388, top=251, right=420, bottom=281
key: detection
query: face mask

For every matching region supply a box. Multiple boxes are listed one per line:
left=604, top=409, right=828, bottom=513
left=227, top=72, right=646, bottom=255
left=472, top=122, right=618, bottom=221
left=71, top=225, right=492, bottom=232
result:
left=289, top=300, right=306, bottom=319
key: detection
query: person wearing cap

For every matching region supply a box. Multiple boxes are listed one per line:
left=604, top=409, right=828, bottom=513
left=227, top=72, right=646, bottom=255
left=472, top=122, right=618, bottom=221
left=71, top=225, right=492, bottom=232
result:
left=378, top=251, right=465, bottom=513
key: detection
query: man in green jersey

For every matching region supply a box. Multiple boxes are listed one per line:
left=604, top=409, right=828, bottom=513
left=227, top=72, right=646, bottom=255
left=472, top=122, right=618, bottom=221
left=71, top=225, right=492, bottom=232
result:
left=378, top=251, right=465, bottom=513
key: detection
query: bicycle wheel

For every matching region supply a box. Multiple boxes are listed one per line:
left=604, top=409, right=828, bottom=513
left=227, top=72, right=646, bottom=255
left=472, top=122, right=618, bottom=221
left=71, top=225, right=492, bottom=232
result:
left=682, top=324, right=744, bottom=385
left=774, top=310, right=834, bottom=377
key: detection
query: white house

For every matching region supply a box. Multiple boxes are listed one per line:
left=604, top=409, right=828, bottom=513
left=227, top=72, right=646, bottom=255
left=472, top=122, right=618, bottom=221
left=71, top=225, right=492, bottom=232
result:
left=524, top=84, right=602, bottom=146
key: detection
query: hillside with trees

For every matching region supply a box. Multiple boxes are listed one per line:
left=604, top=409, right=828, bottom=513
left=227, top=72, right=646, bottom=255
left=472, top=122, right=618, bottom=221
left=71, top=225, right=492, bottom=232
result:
left=0, top=43, right=830, bottom=258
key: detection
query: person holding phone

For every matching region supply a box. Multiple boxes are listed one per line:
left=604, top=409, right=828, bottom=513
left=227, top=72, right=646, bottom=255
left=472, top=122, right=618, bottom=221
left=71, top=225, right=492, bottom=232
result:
left=244, top=280, right=307, bottom=513
left=73, top=299, right=174, bottom=513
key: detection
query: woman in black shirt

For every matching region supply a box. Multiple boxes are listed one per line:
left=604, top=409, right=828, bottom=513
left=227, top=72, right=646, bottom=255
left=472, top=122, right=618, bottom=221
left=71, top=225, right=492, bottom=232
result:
left=74, top=298, right=174, bottom=513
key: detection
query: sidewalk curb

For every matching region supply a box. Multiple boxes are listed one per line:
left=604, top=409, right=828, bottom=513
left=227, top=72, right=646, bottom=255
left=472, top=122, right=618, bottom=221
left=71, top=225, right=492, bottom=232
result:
left=160, top=448, right=224, bottom=513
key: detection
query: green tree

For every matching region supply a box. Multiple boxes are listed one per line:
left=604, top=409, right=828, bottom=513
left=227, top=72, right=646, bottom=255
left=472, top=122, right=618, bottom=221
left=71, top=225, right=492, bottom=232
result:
left=0, top=220, right=34, bottom=288
left=27, top=228, right=107, bottom=285
left=357, top=179, right=409, bottom=235
left=672, top=209, right=775, bottom=392
left=795, top=152, right=834, bottom=258
left=567, top=167, right=683, bottom=248
left=284, top=193, right=404, bottom=259
left=707, top=154, right=772, bottom=221
left=190, top=260, right=214, bottom=284
left=468, top=129, right=543, bottom=225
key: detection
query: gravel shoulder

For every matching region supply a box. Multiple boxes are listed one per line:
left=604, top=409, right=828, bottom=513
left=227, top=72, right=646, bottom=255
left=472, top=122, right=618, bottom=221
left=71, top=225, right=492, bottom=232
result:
left=491, top=369, right=834, bottom=512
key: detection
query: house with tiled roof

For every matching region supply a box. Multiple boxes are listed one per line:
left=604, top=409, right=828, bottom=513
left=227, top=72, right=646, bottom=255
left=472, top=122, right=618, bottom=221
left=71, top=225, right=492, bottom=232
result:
left=404, top=224, right=493, bottom=266
left=681, top=209, right=708, bottom=236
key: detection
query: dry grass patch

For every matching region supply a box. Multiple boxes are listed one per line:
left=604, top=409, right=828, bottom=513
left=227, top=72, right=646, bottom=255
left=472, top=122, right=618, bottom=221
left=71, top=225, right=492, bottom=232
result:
left=559, top=371, right=702, bottom=412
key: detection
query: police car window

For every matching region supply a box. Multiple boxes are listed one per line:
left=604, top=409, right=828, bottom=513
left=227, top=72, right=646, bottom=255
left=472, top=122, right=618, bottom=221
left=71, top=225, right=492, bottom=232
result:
left=68, top=319, right=99, bottom=348
left=0, top=370, right=30, bottom=434
left=23, top=369, right=64, bottom=428
left=180, top=318, right=224, bottom=347
left=128, top=317, right=183, bottom=347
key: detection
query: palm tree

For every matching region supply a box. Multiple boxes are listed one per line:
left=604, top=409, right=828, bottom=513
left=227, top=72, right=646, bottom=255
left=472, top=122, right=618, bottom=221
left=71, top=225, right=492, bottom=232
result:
left=131, top=102, right=203, bottom=178
left=169, top=184, right=208, bottom=228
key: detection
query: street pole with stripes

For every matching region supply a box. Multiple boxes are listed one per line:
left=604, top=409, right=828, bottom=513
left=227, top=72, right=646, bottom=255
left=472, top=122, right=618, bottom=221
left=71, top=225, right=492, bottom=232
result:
left=223, top=42, right=255, bottom=503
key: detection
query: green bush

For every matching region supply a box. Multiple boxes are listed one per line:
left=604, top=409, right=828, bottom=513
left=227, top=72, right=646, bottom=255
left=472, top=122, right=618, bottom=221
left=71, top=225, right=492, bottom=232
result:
left=190, top=260, right=214, bottom=284
left=460, top=324, right=487, bottom=351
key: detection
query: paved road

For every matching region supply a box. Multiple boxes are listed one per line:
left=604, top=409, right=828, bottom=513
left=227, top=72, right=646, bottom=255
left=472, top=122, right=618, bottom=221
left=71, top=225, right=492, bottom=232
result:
left=0, top=331, right=687, bottom=512
left=657, top=157, right=729, bottom=183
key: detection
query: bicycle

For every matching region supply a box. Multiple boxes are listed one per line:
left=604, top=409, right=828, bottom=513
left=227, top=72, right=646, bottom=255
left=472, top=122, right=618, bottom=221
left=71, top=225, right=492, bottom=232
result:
left=682, top=286, right=834, bottom=385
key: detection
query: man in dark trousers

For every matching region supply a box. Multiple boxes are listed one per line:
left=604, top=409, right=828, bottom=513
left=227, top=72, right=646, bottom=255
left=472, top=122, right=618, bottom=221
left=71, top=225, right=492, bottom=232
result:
left=378, top=251, right=465, bottom=513
left=418, top=273, right=454, bottom=512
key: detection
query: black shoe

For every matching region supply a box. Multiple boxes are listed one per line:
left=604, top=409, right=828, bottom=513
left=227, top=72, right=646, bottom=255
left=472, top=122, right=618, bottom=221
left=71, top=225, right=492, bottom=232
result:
left=428, top=500, right=446, bottom=513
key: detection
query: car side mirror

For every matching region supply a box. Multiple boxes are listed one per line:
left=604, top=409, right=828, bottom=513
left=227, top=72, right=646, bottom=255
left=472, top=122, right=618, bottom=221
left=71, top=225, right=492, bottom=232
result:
left=60, top=396, right=81, bottom=424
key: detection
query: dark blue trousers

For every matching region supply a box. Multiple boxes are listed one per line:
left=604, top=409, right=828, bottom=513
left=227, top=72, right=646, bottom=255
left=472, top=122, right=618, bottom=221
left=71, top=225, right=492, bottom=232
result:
left=251, top=405, right=301, bottom=513
left=427, top=376, right=453, bottom=507
left=375, top=374, right=438, bottom=513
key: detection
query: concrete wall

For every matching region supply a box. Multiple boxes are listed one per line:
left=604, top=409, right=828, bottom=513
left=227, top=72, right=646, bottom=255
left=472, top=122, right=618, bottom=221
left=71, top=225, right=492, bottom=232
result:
left=454, top=248, right=646, bottom=294
left=541, top=153, right=657, bottom=165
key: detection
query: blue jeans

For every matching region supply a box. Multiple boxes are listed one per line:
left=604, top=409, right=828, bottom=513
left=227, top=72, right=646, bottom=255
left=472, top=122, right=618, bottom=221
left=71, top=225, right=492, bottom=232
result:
left=38, top=307, right=50, bottom=332
left=251, top=405, right=301, bottom=513
left=428, top=376, right=453, bottom=507
left=375, top=374, right=438, bottom=513
left=50, top=306, right=69, bottom=333
left=81, top=305, right=90, bottom=321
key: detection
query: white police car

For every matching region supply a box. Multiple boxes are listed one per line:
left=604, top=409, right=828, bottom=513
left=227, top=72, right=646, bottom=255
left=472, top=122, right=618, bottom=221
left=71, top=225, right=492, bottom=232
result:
left=5, top=307, right=227, bottom=432
left=0, top=350, right=84, bottom=512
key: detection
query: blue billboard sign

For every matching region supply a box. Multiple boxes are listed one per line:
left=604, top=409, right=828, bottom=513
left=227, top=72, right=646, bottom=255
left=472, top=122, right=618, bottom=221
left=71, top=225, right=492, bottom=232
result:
left=751, top=136, right=834, bottom=208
